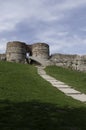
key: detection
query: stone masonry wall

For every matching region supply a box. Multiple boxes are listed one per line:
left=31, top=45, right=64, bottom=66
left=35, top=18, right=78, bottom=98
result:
left=50, top=53, right=86, bottom=72
left=6, top=41, right=27, bottom=63
left=32, top=43, right=49, bottom=59
left=0, top=54, right=6, bottom=61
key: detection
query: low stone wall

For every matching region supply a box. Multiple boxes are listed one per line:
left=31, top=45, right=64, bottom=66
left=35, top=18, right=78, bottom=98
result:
left=50, top=53, right=86, bottom=72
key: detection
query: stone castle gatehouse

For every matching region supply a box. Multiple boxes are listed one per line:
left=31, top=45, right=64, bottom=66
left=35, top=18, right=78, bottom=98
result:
left=0, top=41, right=86, bottom=72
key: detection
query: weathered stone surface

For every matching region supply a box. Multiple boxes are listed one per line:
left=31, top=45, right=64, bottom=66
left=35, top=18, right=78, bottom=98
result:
left=50, top=53, right=86, bottom=72
left=6, top=41, right=27, bottom=63
left=5, top=42, right=50, bottom=64
left=0, top=54, right=6, bottom=61
left=32, top=43, right=49, bottom=59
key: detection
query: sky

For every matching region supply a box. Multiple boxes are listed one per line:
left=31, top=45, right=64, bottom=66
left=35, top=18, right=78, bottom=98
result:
left=0, top=0, right=86, bottom=55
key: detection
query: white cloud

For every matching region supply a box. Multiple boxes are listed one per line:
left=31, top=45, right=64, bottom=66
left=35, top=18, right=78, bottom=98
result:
left=0, top=0, right=86, bottom=32
left=56, top=32, right=68, bottom=36
left=80, top=27, right=86, bottom=32
left=57, top=0, right=86, bottom=11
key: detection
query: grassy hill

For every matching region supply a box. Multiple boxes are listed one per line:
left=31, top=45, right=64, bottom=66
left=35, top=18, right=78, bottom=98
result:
left=0, top=61, right=86, bottom=130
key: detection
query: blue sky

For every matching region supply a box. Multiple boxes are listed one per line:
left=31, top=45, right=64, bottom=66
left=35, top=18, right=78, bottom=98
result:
left=0, top=0, right=86, bottom=55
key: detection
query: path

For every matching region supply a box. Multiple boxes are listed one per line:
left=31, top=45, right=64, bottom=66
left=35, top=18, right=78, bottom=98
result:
left=37, top=66, right=86, bottom=103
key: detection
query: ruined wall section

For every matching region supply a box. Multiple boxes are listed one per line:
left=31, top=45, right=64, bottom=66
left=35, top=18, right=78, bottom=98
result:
left=50, top=54, right=86, bottom=72
left=32, top=43, right=49, bottom=59
left=80, top=55, right=86, bottom=71
left=0, top=54, right=6, bottom=61
left=6, top=41, right=27, bottom=63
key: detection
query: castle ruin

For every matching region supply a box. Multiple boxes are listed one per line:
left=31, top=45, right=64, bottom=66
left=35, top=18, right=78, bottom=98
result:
left=6, top=41, right=49, bottom=64
left=0, top=41, right=86, bottom=72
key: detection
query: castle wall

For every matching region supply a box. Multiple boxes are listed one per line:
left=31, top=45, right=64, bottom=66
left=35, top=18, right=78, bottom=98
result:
left=31, top=43, right=49, bottom=59
left=6, top=41, right=27, bottom=63
left=50, top=54, right=86, bottom=72
left=0, top=54, right=6, bottom=61
left=80, top=55, right=86, bottom=71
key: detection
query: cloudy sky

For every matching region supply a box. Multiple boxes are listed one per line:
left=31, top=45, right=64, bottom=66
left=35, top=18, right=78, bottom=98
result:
left=0, top=0, right=86, bottom=55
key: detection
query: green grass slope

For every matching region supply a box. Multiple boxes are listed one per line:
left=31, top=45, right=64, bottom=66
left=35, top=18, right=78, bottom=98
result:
left=45, top=65, right=86, bottom=94
left=0, top=62, right=86, bottom=130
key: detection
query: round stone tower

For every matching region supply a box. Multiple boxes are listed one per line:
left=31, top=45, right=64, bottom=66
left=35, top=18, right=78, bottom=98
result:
left=6, top=41, right=27, bottom=63
left=31, top=43, right=49, bottom=59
